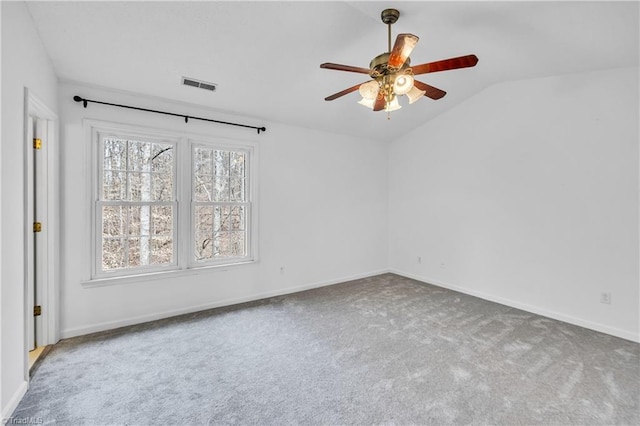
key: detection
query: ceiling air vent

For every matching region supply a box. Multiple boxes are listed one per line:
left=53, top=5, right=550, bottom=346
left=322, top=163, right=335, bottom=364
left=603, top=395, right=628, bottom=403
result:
left=182, top=77, right=217, bottom=92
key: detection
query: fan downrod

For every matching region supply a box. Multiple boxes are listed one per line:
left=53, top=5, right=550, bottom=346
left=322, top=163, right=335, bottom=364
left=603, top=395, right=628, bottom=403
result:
left=381, top=8, right=399, bottom=25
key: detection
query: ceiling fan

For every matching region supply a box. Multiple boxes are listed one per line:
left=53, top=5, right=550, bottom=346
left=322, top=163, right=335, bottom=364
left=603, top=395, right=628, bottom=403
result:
left=320, top=8, right=478, bottom=116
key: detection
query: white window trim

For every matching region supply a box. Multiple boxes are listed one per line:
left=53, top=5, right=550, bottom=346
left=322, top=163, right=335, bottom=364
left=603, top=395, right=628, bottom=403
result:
left=83, top=119, right=259, bottom=286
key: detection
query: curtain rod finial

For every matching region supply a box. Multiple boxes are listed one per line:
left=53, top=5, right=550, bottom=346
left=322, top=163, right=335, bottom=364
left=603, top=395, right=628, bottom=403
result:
left=74, top=95, right=88, bottom=108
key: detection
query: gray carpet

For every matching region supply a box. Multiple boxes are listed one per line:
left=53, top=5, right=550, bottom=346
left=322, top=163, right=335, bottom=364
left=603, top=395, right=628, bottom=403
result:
left=12, top=274, right=640, bottom=425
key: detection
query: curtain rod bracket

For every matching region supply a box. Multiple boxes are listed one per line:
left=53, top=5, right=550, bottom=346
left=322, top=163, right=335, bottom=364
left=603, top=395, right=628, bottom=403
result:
left=73, top=95, right=266, bottom=134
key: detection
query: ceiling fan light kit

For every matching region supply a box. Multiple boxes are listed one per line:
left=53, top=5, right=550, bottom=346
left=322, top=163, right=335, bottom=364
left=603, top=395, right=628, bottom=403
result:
left=320, top=8, right=479, bottom=118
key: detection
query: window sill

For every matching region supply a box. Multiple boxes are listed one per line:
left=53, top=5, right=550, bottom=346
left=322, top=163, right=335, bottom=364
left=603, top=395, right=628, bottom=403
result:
left=81, top=260, right=257, bottom=288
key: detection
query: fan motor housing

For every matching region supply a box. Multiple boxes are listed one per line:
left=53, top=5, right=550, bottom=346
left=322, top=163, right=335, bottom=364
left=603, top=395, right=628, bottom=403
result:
left=369, top=53, right=411, bottom=78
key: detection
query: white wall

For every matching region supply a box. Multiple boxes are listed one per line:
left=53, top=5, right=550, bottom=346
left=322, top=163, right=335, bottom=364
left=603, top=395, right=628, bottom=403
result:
left=0, top=1, right=59, bottom=417
left=389, top=67, right=639, bottom=341
left=58, top=82, right=388, bottom=337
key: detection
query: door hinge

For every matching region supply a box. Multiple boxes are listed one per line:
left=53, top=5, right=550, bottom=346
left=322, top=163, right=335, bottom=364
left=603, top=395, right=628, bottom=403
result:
left=34, top=305, right=42, bottom=316
left=33, top=138, right=42, bottom=150
left=33, top=222, right=42, bottom=232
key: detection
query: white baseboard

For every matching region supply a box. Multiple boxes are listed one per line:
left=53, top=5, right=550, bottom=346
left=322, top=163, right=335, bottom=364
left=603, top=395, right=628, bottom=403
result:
left=1, top=380, right=28, bottom=421
left=390, top=269, right=639, bottom=343
left=61, top=269, right=389, bottom=339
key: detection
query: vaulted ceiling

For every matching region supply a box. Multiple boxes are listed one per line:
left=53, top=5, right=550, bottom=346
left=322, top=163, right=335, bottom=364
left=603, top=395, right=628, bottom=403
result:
left=26, top=1, right=639, bottom=142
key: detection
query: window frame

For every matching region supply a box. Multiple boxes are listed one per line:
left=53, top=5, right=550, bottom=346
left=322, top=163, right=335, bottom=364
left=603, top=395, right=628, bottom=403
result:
left=87, top=120, right=258, bottom=284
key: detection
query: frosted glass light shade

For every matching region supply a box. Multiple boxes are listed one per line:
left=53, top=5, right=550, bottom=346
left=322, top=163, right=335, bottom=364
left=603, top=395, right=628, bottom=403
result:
left=393, top=74, right=414, bottom=95
left=385, top=96, right=401, bottom=112
left=406, top=85, right=426, bottom=104
left=358, top=97, right=375, bottom=109
left=358, top=81, right=379, bottom=100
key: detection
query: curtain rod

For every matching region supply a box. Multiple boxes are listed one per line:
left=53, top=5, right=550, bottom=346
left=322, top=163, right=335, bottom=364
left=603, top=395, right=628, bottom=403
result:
left=73, top=96, right=267, bottom=134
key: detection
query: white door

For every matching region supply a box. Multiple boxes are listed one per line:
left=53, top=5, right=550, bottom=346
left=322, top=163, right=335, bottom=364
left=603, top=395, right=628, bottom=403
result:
left=26, top=116, right=46, bottom=351
left=26, top=116, right=35, bottom=351
left=34, top=117, right=46, bottom=347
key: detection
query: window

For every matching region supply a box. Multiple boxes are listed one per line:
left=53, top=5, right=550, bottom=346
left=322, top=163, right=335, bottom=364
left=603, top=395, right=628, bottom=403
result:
left=99, top=134, right=177, bottom=273
left=91, top=123, right=256, bottom=281
left=192, top=145, right=250, bottom=264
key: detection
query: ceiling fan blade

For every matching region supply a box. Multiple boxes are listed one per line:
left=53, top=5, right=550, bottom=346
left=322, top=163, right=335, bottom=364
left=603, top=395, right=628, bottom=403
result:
left=411, top=54, right=479, bottom=75
left=373, top=93, right=386, bottom=112
left=320, top=63, right=371, bottom=74
left=413, top=80, right=447, bottom=100
left=388, top=33, right=419, bottom=69
left=324, top=82, right=369, bottom=101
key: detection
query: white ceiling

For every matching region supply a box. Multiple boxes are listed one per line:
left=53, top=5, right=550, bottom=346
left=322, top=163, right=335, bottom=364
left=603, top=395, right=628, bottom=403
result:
left=27, top=1, right=639, bottom=142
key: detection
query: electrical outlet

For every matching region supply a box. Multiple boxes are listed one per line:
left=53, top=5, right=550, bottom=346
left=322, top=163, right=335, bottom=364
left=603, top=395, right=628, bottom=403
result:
left=280, top=266, right=285, bottom=275
left=417, top=256, right=422, bottom=264
left=600, top=292, right=611, bottom=304
left=440, top=262, right=445, bottom=269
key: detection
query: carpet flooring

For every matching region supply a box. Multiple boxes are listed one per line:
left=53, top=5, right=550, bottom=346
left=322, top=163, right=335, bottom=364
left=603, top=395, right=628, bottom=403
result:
left=11, top=273, right=640, bottom=425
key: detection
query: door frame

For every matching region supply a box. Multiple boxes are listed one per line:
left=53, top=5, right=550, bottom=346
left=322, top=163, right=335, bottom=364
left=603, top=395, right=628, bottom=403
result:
left=23, top=88, right=59, bottom=379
